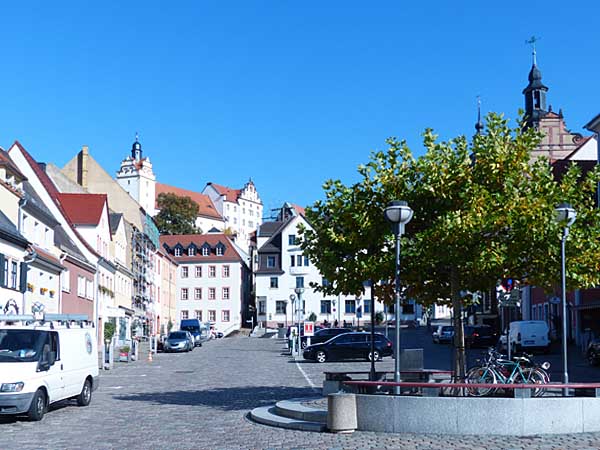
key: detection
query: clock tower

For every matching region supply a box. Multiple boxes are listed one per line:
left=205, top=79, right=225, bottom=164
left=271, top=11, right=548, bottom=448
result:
left=116, top=135, right=156, bottom=214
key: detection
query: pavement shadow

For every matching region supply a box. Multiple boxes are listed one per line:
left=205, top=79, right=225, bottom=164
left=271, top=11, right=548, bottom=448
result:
left=114, top=385, right=316, bottom=411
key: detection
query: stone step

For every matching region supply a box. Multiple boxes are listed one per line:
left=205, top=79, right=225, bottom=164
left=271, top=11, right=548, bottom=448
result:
left=274, top=399, right=327, bottom=423
left=249, top=406, right=327, bottom=432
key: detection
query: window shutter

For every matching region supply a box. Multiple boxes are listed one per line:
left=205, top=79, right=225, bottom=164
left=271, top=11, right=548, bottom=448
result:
left=19, top=262, right=28, bottom=293
left=0, top=254, right=5, bottom=287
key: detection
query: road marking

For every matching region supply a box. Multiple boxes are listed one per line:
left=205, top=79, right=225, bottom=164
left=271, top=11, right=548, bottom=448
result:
left=295, top=360, right=319, bottom=393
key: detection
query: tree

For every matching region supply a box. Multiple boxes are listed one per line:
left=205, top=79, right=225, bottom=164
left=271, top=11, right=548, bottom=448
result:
left=301, top=113, right=600, bottom=379
left=155, top=193, right=202, bottom=235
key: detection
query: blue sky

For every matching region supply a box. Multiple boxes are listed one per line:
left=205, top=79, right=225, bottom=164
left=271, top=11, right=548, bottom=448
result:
left=0, top=1, right=598, bottom=217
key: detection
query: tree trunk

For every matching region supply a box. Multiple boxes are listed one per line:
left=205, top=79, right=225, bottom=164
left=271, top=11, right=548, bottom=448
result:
left=451, top=269, right=466, bottom=381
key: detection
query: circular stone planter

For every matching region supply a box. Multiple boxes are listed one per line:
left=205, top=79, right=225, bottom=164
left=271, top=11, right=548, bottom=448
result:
left=345, top=394, right=600, bottom=435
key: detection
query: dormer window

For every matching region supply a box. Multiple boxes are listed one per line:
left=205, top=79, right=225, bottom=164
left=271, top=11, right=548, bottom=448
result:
left=201, top=244, right=211, bottom=256
left=188, top=245, right=196, bottom=256
left=174, top=247, right=182, bottom=257
left=215, top=243, right=226, bottom=256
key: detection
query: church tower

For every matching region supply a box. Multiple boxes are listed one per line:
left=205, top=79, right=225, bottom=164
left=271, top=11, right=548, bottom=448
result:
left=523, top=41, right=548, bottom=129
left=116, top=134, right=156, bottom=214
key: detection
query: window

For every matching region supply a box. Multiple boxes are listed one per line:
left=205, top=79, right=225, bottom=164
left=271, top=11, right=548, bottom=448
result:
left=209, top=266, right=216, bottom=277
left=181, top=266, right=189, bottom=278
left=86, top=280, right=93, bottom=299
left=202, top=247, right=210, bottom=256
left=195, top=310, right=202, bottom=320
left=321, top=300, right=331, bottom=314
left=248, top=221, right=253, bottom=228
left=276, top=301, right=287, bottom=314
left=181, top=288, right=189, bottom=300
left=402, top=303, right=414, bottom=314
left=288, top=235, right=296, bottom=245
left=290, top=255, right=295, bottom=267
left=77, top=276, right=86, bottom=297
left=174, top=248, right=182, bottom=257
left=195, top=266, right=202, bottom=277
left=296, top=277, right=304, bottom=289
left=194, top=288, right=202, bottom=300
left=364, top=299, right=371, bottom=314
left=222, top=310, right=230, bottom=322
left=10, top=261, right=18, bottom=289
left=267, top=256, right=275, bottom=268
left=345, top=300, right=356, bottom=314
left=209, top=310, right=216, bottom=322
left=209, top=288, right=216, bottom=300
left=61, top=269, right=70, bottom=292
left=188, top=247, right=196, bottom=256
left=222, top=287, right=230, bottom=300
left=222, top=265, right=230, bottom=277
left=322, top=278, right=330, bottom=287
left=181, top=310, right=189, bottom=320
left=216, top=246, right=224, bottom=256
left=304, top=256, right=309, bottom=266
left=296, top=255, right=302, bottom=266
left=270, top=277, right=278, bottom=288
left=258, top=300, right=266, bottom=315
left=3, top=259, right=8, bottom=287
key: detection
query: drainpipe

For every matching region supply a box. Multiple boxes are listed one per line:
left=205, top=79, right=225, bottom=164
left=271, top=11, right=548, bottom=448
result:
left=18, top=198, right=28, bottom=232
left=22, top=248, right=38, bottom=315
left=58, top=251, right=68, bottom=314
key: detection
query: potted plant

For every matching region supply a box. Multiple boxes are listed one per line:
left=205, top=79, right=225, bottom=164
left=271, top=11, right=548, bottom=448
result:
left=27, top=283, right=34, bottom=292
left=119, top=345, right=130, bottom=362
left=49, top=290, right=55, bottom=298
left=40, top=287, right=48, bottom=295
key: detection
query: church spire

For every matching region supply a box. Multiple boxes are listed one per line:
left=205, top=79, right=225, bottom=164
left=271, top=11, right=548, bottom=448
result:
left=131, top=132, right=142, bottom=161
left=475, top=95, right=484, bottom=135
left=523, top=36, right=548, bottom=128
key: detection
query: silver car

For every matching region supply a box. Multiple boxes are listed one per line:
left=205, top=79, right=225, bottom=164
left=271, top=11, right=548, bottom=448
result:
left=164, top=331, right=193, bottom=353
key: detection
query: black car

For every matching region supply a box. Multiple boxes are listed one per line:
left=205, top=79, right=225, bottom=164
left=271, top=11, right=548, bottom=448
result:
left=464, top=325, right=498, bottom=348
left=300, top=327, right=352, bottom=349
left=303, top=332, right=393, bottom=363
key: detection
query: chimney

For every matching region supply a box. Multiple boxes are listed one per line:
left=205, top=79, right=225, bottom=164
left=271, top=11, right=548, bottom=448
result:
left=77, top=145, right=89, bottom=188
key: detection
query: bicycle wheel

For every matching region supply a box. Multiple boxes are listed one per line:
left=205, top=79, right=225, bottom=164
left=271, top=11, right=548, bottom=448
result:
left=522, top=368, right=547, bottom=397
left=466, top=367, right=497, bottom=397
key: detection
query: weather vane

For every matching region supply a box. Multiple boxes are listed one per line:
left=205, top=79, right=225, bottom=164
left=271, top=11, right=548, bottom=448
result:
left=525, top=36, right=540, bottom=65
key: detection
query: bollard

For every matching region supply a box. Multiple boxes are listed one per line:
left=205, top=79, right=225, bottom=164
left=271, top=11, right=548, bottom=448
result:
left=327, top=393, right=357, bottom=433
left=148, top=350, right=153, bottom=362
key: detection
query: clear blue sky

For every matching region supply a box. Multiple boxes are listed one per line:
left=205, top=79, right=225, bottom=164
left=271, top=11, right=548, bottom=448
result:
left=0, top=1, right=598, bottom=217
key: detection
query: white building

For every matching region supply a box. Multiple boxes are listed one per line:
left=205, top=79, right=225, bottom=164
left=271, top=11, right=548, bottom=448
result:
left=115, top=136, right=156, bottom=215
left=203, top=180, right=263, bottom=251
left=160, top=232, right=250, bottom=336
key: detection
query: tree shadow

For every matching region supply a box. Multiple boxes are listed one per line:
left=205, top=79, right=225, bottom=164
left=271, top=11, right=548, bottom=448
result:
left=114, top=385, right=316, bottom=411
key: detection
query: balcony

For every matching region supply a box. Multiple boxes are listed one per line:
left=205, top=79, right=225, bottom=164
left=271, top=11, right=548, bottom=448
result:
left=289, top=266, right=310, bottom=276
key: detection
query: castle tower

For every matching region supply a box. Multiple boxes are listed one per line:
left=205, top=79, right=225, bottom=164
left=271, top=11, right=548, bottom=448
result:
left=116, top=134, right=156, bottom=214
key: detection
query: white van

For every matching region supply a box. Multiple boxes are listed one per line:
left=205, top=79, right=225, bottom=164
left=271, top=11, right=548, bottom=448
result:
left=508, top=320, right=550, bottom=352
left=0, top=314, right=99, bottom=421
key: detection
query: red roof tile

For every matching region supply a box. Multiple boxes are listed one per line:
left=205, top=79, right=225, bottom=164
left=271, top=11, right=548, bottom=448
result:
left=291, top=203, right=306, bottom=216
left=155, top=183, right=222, bottom=220
left=58, top=193, right=107, bottom=226
left=160, top=233, right=243, bottom=262
left=207, top=182, right=241, bottom=202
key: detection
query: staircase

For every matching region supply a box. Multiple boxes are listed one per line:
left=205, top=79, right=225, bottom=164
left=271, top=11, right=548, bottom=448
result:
left=249, top=398, right=327, bottom=432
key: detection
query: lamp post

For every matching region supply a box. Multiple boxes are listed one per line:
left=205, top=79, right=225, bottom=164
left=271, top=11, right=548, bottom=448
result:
left=555, top=202, right=576, bottom=396
left=289, top=294, right=296, bottom=355
left=384, top=200, right=414, bottom=395
left=295, top=287, right=304, bottom=357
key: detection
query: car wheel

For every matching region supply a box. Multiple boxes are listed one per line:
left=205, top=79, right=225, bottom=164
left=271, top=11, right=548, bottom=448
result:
left=77, top=379, right=92, bottom=406
left=27, top=389, right=47, bottom=421
left=316, top=351, right=327, bottom=363
left=301, top=341, right=307, bottom=349
left=367, top=350, right=380, bottom=362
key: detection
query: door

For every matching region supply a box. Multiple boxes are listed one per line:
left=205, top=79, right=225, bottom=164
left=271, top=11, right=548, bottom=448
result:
left=327, top=334, right=351, bottom=360
left=40, top=332, right=65, bottom=403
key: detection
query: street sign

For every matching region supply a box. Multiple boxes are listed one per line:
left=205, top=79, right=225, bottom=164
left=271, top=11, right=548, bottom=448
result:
left=356, top=306, right=362, bottom=319
left=303, top=321, right=315, bottom=337
left=499, top=289, right=521, bottom=307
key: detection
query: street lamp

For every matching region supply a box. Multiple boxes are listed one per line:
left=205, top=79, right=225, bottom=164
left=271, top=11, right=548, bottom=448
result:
left=384, top=200, right=414, bottom=395
left=555, top=202, right=576, bottom=396
left=294, top=287, right=304, bottom=357
left=289, top=294, right=296, bottom=355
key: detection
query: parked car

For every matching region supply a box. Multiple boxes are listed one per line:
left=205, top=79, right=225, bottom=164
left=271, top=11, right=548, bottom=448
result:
left=303, top=332, right=393, bottom=363
left=506, top=321, right=550, bottom=353
left=587, top=339, right=600, bottom=366
left=164, top=331, right=193, bottom=353
left=464, top=325, right=498, bottom=348
left=180, top=319, right=205, bottom=347
left=432, top=325, right=454, bottom=344
left=300, top=327, right=352, bottom=349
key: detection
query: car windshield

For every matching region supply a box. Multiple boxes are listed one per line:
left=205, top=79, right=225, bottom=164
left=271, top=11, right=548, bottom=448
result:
left=169, top=332, right=187, bottom=339
left=0, top=329, right=47, bottom=362
left=442, top=326, right=453, bottom=332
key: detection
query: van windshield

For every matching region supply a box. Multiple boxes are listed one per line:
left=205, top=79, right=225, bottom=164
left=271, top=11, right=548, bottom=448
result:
left=181, top=326, right=199, bottom=333
left=0, top=329, right=47, bottom=363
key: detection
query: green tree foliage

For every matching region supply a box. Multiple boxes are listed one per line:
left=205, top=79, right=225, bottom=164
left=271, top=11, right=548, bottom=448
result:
left=301, top=113, right=600, bottom=378
left=155, top=193, right=202, bottom=235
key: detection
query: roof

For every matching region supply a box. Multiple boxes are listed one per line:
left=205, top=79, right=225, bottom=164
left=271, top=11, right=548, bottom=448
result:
left=109, top=213, right=123, bottom=234
left=31, top=245, right=65, bottom=272
left=562, top=135, right=595, bottom=161
left=0, top=150, right=27, bottom=180
left=22, top=181, right=59, bottom=227
left=53, top=223, right=86, bottom=261
left=291, top=203, right=306, bottom=217
left=0, top=210, right=28, bottom=248
left=206, top=182, right=241, bottom=202
left=155, top=183, right=223, bottom=220
left=585, top=113, right=600, bottom=133
left=160, top=233, right=244, bottom=263
left=58, top=193, right=107, bottom=226
left=552, top=159, right=598, bottom=181
left=257, top=221, right=284, bottom=237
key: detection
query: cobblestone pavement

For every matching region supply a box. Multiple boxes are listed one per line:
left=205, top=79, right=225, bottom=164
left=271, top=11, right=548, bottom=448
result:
left=2, top=336, right=600, bottom=450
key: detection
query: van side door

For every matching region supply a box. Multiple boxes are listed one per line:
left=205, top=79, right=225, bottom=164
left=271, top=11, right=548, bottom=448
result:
left=39, top=331, right=65, bottom=403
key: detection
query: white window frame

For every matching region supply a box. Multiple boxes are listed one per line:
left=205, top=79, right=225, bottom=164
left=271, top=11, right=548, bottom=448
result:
left=209, top=266, right=216, bottom=278
left=208, top=287, right=216, bottom=300
left=195, top=266, right=202, bottom=277
left=181, top=288, right=189, bottom=300
left=222, top=287, right=230, bottom=300
left=222, top=310, right=230, bottom=322
left=195, top=288, right=202, bottom=300
left=61, top=269, right=70, bottom=293
left=209, top=310, right=216, bottom=322
left=181, top=266, right=189, bottom=278
left=222, top=265, right=230, bottom=278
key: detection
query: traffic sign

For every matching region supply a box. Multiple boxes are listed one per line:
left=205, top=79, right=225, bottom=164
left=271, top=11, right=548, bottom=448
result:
left=303, top=321, right=315, bottom=337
